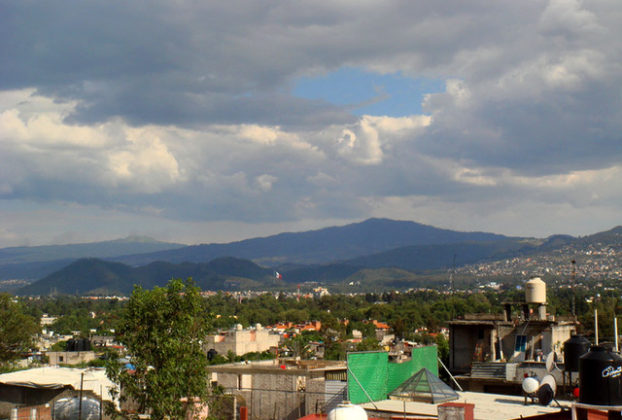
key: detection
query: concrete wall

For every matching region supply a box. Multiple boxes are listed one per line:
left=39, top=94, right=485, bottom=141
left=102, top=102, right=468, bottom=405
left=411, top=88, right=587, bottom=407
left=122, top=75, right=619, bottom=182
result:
left=450, top=325, right=491, bottom=372
left=210, top=368, right=328, bottom=420
left=498, top=323, right=576, bottom=361
left=252, top=373, right=302, bottom=420
left=207, top=329, right=280, bottom=356
left=47, top=351, right=96, bottom=365
left=451, top=321, right=577, bottom=372
left=11, top=404, right=52, bottom=420
left=305, top=378, right=325, bottom=416
left=551, top=324, right=576, bottom=355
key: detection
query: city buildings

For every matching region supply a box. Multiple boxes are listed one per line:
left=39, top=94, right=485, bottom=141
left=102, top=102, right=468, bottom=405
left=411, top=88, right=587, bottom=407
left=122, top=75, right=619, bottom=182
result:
left=206, top=324, right=280, bottom=356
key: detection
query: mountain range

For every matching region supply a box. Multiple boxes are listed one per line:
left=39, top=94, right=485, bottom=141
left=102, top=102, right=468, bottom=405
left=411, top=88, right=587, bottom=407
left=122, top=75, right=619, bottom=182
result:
left=110, top=218, right=509, bottom=266
left=0, top=236, right=184, bottom=282
left=4, top=218, right=621, bottom=295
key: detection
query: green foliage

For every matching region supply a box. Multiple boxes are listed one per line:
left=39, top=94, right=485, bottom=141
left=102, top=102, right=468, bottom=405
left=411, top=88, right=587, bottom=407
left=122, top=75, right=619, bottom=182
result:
left=283, top=334, right=313, bottom=359
left=355, top=336, right=381, bottom=352
left=0, top=294, right=39, bottom=363
left=324, top=338, right=346, bottom=361
left=106, top=279, right=211, bottom=420
left=207, top=354, right=228, bottom=365
left=348, top=321, right=376, bottom=338
left=50, top=340, right=67, bottom=351
left=435, top=334, right=449, bottom=365
left=87, top=357, right=107, bottom=368
left=20, top=257, right=272, bottom=295
left=208, top=350, right=275, bottom=365
left=26, top=296, right=123, bottom=336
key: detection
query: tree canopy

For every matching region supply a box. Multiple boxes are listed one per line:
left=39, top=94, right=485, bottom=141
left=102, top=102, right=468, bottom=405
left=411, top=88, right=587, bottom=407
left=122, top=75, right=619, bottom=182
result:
left=0, top=293, right=39, bottom=364
left=106, top=279, right=211, bottom=419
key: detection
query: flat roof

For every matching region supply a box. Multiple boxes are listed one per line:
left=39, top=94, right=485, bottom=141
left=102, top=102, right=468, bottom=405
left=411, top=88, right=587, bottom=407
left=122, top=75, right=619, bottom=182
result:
left=0, top=366, right=118, bottom=406
left=448, top=320, right=499, bottom=326
left=360, top=391, right=570, bottom=420
left=208, top=360, right=347, bottom=376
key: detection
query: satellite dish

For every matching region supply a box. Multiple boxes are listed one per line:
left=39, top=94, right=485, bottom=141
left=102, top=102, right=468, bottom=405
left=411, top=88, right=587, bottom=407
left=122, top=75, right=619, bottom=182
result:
left=537, top=375, right=557, bottom=406
left=522, top=377, right=539, bottom=394
left=545, top=351, right=559, bottom=372
left=541, top=374, right=557, bottom=394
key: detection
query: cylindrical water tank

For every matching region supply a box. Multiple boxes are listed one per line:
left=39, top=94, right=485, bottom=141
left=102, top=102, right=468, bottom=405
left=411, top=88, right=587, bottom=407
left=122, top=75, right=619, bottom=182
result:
left=564, top=335, right=591, bottom=372
left=327, top=403, right=368, bottom=420
left=522, top=377, right=539, bottom=394
left=579, top=346, right=622, bottom=405
left=525, top=277, right=546, bottom=304
left=53, top=396, right=100, bottom=420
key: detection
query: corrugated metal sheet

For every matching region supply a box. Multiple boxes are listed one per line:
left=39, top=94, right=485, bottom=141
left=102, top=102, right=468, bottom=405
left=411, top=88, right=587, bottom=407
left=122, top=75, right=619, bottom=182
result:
left=324, top=380, right=347, bottom=413
left=325, top=371, right=347, bottom=381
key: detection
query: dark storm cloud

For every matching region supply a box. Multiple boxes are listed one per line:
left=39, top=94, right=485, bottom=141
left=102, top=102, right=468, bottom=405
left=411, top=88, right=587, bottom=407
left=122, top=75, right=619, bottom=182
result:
left=2, top=0, right=622, bottom=246
left=1, top=0, right=360, bottom=128
left=1, top=1, right=535, bottom=128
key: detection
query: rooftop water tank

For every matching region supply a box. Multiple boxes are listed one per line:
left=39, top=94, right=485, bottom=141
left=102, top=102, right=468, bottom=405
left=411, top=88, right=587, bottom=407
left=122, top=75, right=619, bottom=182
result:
left=53, top=396, right=100, bottom=420
left=525, top=277, right=546, bottom=304
left=564, top=334, right=590, bottom=372
left=327, top=403, right=368, bottom=420
left=579, top=346, right=622, bottom=405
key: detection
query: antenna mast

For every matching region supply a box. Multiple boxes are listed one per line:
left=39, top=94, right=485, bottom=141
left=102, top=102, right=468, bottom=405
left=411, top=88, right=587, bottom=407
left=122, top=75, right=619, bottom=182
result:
left=571, top=259, right=576, bottom=316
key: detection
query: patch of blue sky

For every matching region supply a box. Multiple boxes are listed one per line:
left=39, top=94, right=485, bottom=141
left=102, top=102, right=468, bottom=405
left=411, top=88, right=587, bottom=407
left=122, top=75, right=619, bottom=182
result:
left=292, top=67, right=444, bottom=117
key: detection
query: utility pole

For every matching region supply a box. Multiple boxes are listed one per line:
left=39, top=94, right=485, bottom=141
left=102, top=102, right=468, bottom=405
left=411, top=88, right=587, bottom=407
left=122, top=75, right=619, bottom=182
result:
left=571, top=259, right=576, bottom=316
left=78, top=372, right=84, bottom=420
left=449, top=253, right=456, bottom=293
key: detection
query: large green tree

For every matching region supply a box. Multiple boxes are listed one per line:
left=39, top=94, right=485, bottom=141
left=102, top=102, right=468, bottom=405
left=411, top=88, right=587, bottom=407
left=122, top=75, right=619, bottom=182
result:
left=106, top=279, right=211, bottom=419
left=0, top=294, right=39, bottom=364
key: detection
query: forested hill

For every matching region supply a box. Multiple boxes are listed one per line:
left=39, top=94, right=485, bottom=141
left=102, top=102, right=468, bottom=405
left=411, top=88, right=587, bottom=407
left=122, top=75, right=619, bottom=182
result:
left=278, top=239, right=536, bottom=284
left=16, top=238, right=542, bottom=295
left=15, top=224, right=622, bottom=295
left=17, top=257, right=275, bottom=295
left=113, top=218, right=513, bottom=266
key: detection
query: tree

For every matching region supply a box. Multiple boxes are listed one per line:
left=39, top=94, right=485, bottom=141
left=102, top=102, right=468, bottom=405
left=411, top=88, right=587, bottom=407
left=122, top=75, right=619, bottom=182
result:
left=0, top=294, right=39, bottom=364
left=355, top=336, right=380, bottom=352
left=106, top=279, right=211, bottom=419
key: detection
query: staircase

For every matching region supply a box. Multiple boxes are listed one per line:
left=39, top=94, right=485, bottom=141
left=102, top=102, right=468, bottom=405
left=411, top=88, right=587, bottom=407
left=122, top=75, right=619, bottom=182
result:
left=470, top=362, right=507, bottom=380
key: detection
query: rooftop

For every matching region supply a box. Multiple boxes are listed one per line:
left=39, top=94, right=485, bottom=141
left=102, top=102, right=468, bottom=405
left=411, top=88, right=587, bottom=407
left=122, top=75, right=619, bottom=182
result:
left=360, top=391, right=570, bottom=420
left=208, top=359, right=346, bottom=376
left=0, top=366, right=117, bottom=406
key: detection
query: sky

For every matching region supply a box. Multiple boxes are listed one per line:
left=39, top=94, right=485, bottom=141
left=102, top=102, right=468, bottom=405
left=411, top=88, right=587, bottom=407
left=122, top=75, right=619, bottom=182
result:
left=2, top=0, right=622, bottom=247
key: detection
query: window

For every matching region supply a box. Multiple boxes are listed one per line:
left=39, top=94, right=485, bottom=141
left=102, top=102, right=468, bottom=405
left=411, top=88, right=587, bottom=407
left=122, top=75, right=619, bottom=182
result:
left=515, top=335, right=527, bottom=352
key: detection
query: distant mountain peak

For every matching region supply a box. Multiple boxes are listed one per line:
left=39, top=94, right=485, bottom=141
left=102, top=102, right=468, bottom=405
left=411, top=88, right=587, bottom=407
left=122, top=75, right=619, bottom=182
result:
left=115, top=235, right=161, bottom=243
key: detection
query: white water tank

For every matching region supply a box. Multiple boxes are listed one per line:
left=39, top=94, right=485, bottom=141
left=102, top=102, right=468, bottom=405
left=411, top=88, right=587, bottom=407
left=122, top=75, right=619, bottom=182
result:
left=327, top=403, right=368, bottom=420
left=525, top=277, right=546, bottom=304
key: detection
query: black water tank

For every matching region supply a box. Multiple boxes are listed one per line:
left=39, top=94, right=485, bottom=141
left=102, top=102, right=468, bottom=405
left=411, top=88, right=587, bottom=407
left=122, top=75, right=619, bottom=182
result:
left=65, top=338, right=91, bottom=352
left=66, top=339, right=77, bottom=352
left=579, top=346, right=622, bottom=405
left=565, top=334, right=591, bottom=372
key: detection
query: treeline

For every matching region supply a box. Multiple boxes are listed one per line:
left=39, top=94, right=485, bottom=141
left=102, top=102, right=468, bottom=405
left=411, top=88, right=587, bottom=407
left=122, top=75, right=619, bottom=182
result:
left=14, top=282, right=622, bottom=346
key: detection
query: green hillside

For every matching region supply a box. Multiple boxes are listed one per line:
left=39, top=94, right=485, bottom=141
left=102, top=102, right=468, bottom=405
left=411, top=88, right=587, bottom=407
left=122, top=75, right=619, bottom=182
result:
left=18, top=257, right=274, bottom=295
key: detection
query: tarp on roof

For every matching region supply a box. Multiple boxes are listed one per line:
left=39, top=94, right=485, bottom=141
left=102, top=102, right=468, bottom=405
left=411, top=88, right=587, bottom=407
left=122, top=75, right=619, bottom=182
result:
left=388, top=367, right=459, bottom=404
left=0, top=366, right=118, bottom=407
